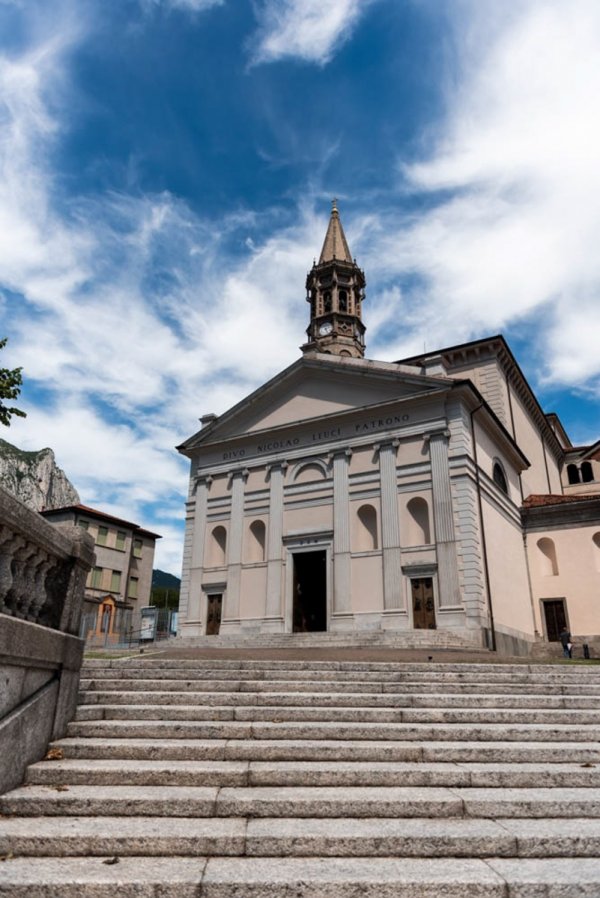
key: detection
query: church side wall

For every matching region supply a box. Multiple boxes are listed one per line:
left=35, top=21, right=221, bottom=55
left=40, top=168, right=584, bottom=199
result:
left=508, top=386, right=562, bottom=497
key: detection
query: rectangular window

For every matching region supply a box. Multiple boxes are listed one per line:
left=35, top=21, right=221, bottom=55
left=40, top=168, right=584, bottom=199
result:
left=133, top=538, right=143, bottom=558
left=110, top=570, right=122, bottom=593
left=115, top=530, right=126, bottom=551
left=96, top=526, right=109, bottom=547
left=128, top=576, right=139, bottom=599
left=90, top=566, right=103, bottom=589
left=79, top=520, right=89, bottom=531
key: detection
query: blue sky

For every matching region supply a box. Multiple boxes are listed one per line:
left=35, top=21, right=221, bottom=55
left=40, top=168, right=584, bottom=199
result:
left=1, top=0, right=599, bottom=574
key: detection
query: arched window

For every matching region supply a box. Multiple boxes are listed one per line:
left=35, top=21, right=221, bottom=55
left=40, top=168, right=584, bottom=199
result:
left=406, top=497, right=431, bottom=545
left=567, top=464, right=580, bottom=485
left=246, top=520, right=266, bottom=563
left=324, top=291, right=332, bottom=313
left=492, top=461, right=509, bottom=495
left=356, top=504, right=378, bottom=550
left=338, top=289, right=348, bottom=312
left=537, top=537, right=558, bottom=576
left=593, top=533, right=600, bottom=573
left=581, top=462, right=594, bottom=483
left=209, top=526, right=227, bottom=567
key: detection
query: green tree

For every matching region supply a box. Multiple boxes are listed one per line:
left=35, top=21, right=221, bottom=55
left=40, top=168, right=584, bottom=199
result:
left=0, top=339, right=26, bottom=426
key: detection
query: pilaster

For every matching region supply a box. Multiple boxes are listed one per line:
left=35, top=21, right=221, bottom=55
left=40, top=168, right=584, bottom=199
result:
left=427, top=430, right=461, bottom=608
left=223, top=468, right=248, bottom=620
left=376, top=440, right=404, bottom=610
left=183, top=475, right=212, bottom=624
left=265, top=462, right=287, bottom=618
left=331, top=448, right=352, bottom=613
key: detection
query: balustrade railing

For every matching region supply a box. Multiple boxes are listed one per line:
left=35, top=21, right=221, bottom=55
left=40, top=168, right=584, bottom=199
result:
left=0, top=484, right=95, bottom=635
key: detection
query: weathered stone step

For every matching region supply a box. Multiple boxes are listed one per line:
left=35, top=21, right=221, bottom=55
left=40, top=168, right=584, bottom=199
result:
left=52, top=736, right=600, bottom=764
left=4, top=784, right=600, bottom=819
left=64, top=717, right=600, bottom=743
left=79, top=676, right=600, bottom=696
left=73, top=703, right=600, bottom=726
left=77, top=688, right=600, bottom=710
left=3, top=815, right=600, bottom=858
left=26, top=758, right=600, bottom=789
left=2, top=855, right=600, bottom=896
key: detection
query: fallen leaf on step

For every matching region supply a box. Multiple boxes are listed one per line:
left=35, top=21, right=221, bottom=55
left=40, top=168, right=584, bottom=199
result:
left=45, top=748, right=64, bottom=761
left=581, top=762, right=596, bottom=768
left=0, top=853, right=14, bottom=862
left=103, top=857, right=120, bottom=865
left=53, top=785, right=69, bottom=792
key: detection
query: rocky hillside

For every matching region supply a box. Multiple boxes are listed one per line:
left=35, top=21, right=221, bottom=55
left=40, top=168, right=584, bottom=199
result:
left=0, top=438, right=80, bottom=511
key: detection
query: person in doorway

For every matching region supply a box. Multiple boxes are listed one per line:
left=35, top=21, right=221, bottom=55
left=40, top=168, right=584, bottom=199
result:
left=559, top=627, right=573, bottom=659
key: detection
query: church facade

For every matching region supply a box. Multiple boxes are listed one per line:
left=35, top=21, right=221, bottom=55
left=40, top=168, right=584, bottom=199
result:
left=177, top=203, right=600, bottom=654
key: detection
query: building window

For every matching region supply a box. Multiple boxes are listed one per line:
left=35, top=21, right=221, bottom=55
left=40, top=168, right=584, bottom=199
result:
left=128, top=576, right=139, bottom=599
left=96, top=526, right=109, bottom=547
left=567, top=464, right=580, bottom=485
left=492, top=462, right=509, bottom=495
left=90, top=566, right=103, bottom=589
left=115, top=530, right=126, bottom=551
left=209, top=526, right=227, bottom=566
left=324, top=291, right=332, bottom=313
left=537, top=537, right=559, bottom=576
left=110, top=570, right=122, bottom=593
left=338, top=289, right=348, bottom=312
left=406, top=497, right=431, bottom=546
left=356, top=504, right=378, bottom=551
left=79, top=520, right=89, bottom=531
left=133, top=538, right=143, bottom=558
left=581, top=461, right=594, bottom=483
left=247, top=520, right=266, bottom=563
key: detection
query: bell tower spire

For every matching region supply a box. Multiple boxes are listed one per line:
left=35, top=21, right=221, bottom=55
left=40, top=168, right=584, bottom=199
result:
left=302, top=200, right=366, bottom=358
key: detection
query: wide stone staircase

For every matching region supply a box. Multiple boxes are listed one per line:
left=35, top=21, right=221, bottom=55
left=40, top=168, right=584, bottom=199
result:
left=2, top=657, right=600, bottom=895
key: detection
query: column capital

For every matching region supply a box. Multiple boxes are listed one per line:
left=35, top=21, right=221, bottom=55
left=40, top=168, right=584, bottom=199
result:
left=373, top=438, right=399, bottom=455
left=423, top=428, right=450, bottom=445
left=194, top=473, right=213, bottom=492
left=227, top=467, right=249, bottom=486
left=327, top=447, right=353, bottom=464
left=266, top=460, right=288, bottom=478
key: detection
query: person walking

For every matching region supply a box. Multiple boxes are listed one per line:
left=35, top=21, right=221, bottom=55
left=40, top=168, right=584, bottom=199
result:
left=559, top=627, right=573, bottom=659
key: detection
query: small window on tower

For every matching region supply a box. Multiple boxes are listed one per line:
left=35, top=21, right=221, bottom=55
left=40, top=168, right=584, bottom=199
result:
left=324, top=291, right=332, bottom=313
left=339, top=290, right=348, bottom=312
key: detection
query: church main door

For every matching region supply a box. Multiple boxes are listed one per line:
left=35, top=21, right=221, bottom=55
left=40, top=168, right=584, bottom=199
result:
left=206, top=594, right=223, bottom=635
left=292, top=551, right=327, bottom=632
left=411, top=577, right=436, bottom=629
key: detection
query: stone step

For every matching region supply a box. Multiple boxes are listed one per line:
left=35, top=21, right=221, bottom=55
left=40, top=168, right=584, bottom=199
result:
left=25, top=758, right=600, bottom=789
left=79, top=676, right=600, bottom=695
left=64, top=717, right=600, bottom=742
left=4, top=784, right=600, bottom=819
left=2, top=855, right=600, bottom=896
left=77, top=688, right=600, bottom=710
left=73, top=703, right=600, bottom=725
left=3, top=815, right=600, bottom=859
left=52, top=736, right=600, bottom=764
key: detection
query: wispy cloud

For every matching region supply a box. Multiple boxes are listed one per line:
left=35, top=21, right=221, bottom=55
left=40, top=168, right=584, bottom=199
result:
left=359, top=0, right=600, bottom=393
left=250, top=0, right=376, bottom=66
left=140, top=0, right=223, bottom=12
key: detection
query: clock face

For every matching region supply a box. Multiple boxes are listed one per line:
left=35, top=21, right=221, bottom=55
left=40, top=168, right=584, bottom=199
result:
left=318, top=322, right=333, bottom=336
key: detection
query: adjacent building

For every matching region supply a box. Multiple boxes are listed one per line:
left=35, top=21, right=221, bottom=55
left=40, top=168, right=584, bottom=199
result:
left=176, top=202, right=600, bottom=654
left=41, top=504, right=160, bottom=641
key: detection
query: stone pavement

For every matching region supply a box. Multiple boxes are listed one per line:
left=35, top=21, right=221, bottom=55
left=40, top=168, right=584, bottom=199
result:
left=1, top=656, right=600, bottom=895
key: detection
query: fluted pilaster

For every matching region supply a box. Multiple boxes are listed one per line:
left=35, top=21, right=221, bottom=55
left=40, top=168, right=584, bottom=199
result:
left=266, top=462, right=287, bottom=618
left=427, top=430, right=461, bottom=608
left=332, top=449, right=352, bottom=613
left=377, top=440, right=404, bottom=610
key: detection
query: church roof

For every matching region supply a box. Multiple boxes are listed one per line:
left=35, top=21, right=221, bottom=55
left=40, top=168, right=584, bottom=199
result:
left=319, top=200, right=353, bottom=264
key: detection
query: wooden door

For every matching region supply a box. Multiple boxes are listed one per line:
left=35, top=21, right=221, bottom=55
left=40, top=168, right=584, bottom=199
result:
left=206, top=594, right=222, bottom=636
left=411, top=578, right=436, bottom=629
left=543, top=599, right=566, bottom=642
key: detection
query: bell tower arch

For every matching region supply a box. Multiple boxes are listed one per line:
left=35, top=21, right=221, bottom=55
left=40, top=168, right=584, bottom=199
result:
left=302, top=200, right=366, bottom=359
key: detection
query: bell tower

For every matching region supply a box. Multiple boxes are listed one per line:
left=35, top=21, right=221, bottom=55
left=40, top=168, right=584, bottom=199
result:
left=301, top=200, right=366, bottom=358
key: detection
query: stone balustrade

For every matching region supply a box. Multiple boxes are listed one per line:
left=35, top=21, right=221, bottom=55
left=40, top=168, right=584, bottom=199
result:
left=0, top=484, right=94, bottom=634
left=0, top=483, right=95, bottom=794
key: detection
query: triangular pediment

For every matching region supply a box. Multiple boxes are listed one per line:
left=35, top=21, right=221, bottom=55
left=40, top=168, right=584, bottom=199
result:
left=179, top=354, right=450, bottom=453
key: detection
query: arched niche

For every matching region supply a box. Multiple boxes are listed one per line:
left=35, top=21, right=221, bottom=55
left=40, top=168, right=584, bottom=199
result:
left=356, top=504, right=378, bottom=551
left=246, top=519, right=266, bottom=563
left=406, top=497, right=431, bottom=546
left=567, top=464, right=580, bottom=485
left=291, top=460, right=329, bottom=484
left=209, top=525, right=227, bottom=567
left=537, top=537, right=558, bottom=576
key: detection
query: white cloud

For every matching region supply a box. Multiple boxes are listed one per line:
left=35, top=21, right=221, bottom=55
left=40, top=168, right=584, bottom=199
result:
left=251, top=0, right=375, bottom=66
left=140, top=0, right=223, bottom=12
left=367, top=0, right=600, bottom=391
